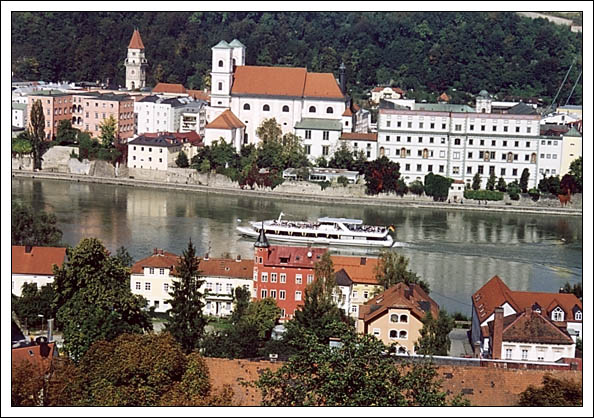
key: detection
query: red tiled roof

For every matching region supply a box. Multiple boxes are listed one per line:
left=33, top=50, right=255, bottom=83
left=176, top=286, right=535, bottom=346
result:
left=372, top=86, right=405, bottom=95
left=473, top=276, right=583, bottom=323
left=486, top=310, right=574, bottom=345
left=303, top=72, right=344, bottom=99
left=198, top=257, right=253, bottom=279
left=205, top=109, right=245, bottom=130
left=128, top=29, right=145, bottom=49
left=12, top=246, right=67, bottom=275
left=331, top=255, right=379, bottom=285
left=342, top=108, right=353, bottom=116
left=187, top=89, right=211, bottom=102
left=439, top=92, right=450, bottom=102
left=131, top=250, right=181, bottom=275
left=339, top=132, right=378, bottom=142
left=152, top=83, right=186, bottom=94
left=12, top=342, right=56, bottom=375
left=358, top=282, right=439, bottom=323
left=263, top=246, right=327, bottom=269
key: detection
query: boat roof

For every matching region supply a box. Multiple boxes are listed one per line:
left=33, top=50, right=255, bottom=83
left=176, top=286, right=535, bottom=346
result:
left=318, top=217, right=363, bottom=225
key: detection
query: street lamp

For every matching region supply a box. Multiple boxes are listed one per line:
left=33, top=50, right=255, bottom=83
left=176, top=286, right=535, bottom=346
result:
left=37, top=314, right=44, bottom=333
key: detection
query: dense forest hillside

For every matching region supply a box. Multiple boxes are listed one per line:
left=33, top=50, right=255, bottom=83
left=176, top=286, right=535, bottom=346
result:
left=11, top=12, right=582, bottom=105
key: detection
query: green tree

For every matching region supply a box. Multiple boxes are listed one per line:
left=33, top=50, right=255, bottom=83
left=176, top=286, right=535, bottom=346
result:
left=229, top=286, right=251, bottom=325
left=175, top=150, right=189, bottom=168
left=113, top=246, right=134, bottom=268
left=256, top=138, right=284, bottom=170
left=415, top=309, right=454, bottom=356
left=328, top=141, right=354, bottom=169
left=518, top=375, right=582, bottom=406
left=559, top=282, right=582, bottom=299
left=12, top=131, right=33, bottom=155
left=12, top=283, right=57, bottom=331
left=519, top=168, right=530, bottom=193
left=315, top=156, right=328, bottom=168
left=568, top=157, right=582, bottom=192
left=374, top=250, right=430, bottom=293
left=209, top=138, right=237, bottom=170
left=423, top=172, right=453, bottom=202
left=281, top=132, right=309, bottom=169
left=29, top=99, right=45, bottom=169
left=486, top=173, right=497, bottom=191
left=252, top=331, right=468, bottom=406
left=560, top=174, right=579, bottom=194
left=256, top=118, right=282, bottom=143
left=165, top=239, right=206, bottom=354
left=496, top=176, right=507, bottom=192
left=364, top=156, right=400, bottom=195
left=53, top=238, right=151, bottom=361
left=352, top=149, right=368, bottom=173
left=11, top=202, right=63, bottom=247
left=408, top=180, right=424, bottom=196
left=55, top=120, right=80, bottom=145
left=472, top=172, right=481, bottom=190
left=99, top=115, right=118, bottom=147
left=507, top=180, right=521, bottom=200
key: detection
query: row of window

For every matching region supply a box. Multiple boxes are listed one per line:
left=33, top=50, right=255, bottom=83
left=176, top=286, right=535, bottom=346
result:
left=205, top=282, right=234, bottom=293
left=259, top=272, right=314, bottom=284
left=133, top=146, right=165, bottom=153
left=396, top=161, right=525, bottom=178
left=132, top=156, right=163, bottom=163
left=260, top=289, right=290, bottom=300
left=241, top=103, right=335, bottom=114
left=371, top=328, right=408, bottom=340
left=384, top=118, right=536, bottom=132
left=383, top=135, right=533, bottom=149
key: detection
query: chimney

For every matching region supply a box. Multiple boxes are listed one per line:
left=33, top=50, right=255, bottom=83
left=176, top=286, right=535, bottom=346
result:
left=153, top=248, right=158, bottom=255
left=492, top=307, right=504, bottom=360
left=236, top=255, right=241, bottom=262
left=47, top=318, right=54, bottom=342
left=25, top=245, right=33, bottom=254
left=36, top=336, right=50, bottom=358
left=204, top=253, right=209, bottom=260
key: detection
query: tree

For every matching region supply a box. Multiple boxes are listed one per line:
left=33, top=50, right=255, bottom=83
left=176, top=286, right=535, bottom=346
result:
left=281, top=132, right=309, bottom=169
left=113, top=246, right=134, bottom=268
left=374, top=250, right=430, bottom=293
left=568, top=157, right=582, bottom=192
left=175, top=150, right=189, bottom=168
left=11, top=202, right=63, bottom=247
left=518, top=375, right=582, bottom=406
left=12, top=131, right=33, bottom=155
left=314, top=156, right=328, bottom=168
left=408, top=180, right=424, bottom=196
left=415, top=309, right=454, bottom=356
left=560, top=174, right=578, bottom=195
left=52, top=238, right=151, bottom=361
left=12, top=283, right=56, bottom=331
left=352, top=149, right=368, bottom=173
left=165, top=239, right=206, bottom=354
left=496, top=177, right=507, bottom=192
left=364, top=156, right=400, bottom=195
left=507, top=180, right=521, bottom=200
left=328, top=141, right=354, bottom=169
left=29, top=99, right=45, bottom=169
left=256, top=137, right=284, bottom=170
left=486, top=173, right=497, bottom=191
left=11, top=359, right=46, bottom=406
left=256, top=118, right=282, bottom=143
left=99, top=115, right=118, bottom=147
left=423, top=172, right=453, bottom=202
left=471, top=172, right=481, bottom=190
left=55, top=120, right=80, bottom=145
left=229, top=286, right=251, bottom=325
left=519, top=168, right=530, bottom=193
left=252, top=331, right=468, bottom=406
left=559, top=282, right=582, bottom=299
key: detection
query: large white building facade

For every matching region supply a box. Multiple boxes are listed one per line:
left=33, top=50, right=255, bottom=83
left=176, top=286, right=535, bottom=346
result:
left=377, top=93, right=564, bottom=188
left=135, top=95, right=206, bottom=136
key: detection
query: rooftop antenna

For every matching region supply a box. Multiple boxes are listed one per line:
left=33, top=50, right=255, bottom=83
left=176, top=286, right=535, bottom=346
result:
left=563, top=69, right=582, bottom=106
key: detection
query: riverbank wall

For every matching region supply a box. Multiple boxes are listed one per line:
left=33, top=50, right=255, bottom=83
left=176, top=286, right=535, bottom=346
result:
left=11, top=149, right=582, bottom=217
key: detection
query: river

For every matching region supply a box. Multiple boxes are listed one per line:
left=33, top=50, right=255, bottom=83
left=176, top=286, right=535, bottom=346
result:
left=12, top=178, right=583, bottom=316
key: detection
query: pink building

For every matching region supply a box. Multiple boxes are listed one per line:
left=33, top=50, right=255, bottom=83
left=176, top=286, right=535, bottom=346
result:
left=27, top=90, right=74, bottom=140
left=72, top=93, right=135, bottom=141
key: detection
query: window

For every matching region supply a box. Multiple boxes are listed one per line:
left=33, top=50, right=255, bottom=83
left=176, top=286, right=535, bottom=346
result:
left=305, top=130, right=311, bottom=140
left=512, top=168, right=518, bottom=176
left=416, top=164, right=422, bottom=172
left=154, top=300, right=160, bottom=309
left=309, top=106, right=316, bottom=113
left=430, top=123, right=435, bottom=129
left=373, top=328, right=381, bottom=337
left=279, top=290, right=286, bottom=300
left=441, top=123, right=446, bottom=129
left=455, top=124, right=462, bottom=131
left=261, top=272, right=268, bottom=282
left=322, top=146, right=329, bottom=156
left=263, top=104, right=270, bottom=111
left=282, top=105, right=289, bottom=112
left=551, top=307, right=564, bottom=321
left=386, top=120, right=391, bottom=128
left=159, top=268, right=165, bottom=275
left=407, top=136, right=412, bottom=143
left=418, top=150, right=423, bottom=157
left=500, top=168, right=506, bottom=176
left=505, top=348, right=512, bottom=359
left=218, top=82, right=223, bottom=91
left=439, top=165, right=444, bottom=173
left=271, top=273, right=277, bottom=283
left=453, top=152, right=460, bottom=159
left=429, top=137, right=434, bottom=143
left=575, top=311, right=582, bottom=320
left=385, top=135, right=390, bottom=142
left=243, top=103, right=250, bottom=110
left=522, top=349, right=528, bottom=360
left=218, top=60, right=224, bottom=67
left=149, top=267, right=154, bottom=274
left=418, top=136, right=423, bottom=143
left=397, top=121, right=402, bottom=127
left=452, top=166, right=460, bottom=175
left=270, top=290, right=277, bottom=299
left=492, top=125, right=497, bottom=132
left=295, top=291, right=302, bottom=301
left=326, top=106, right=333, bottom=114
left=399, top=330, right=407, bottom=339
left=526, top=142, right=531, bottom=148
left=136, top=282, right=141, bottom=290
left=527, top=127, right=531, bottom=134
left=163, top=283, right=169, bottom=292
left=295, top=274, right=302, bottom=285
left=407, top=122, right=412, bottom=128
left=400, top=314, right=408, bottom=323
left=363, top=291, right=369, bottom=299
left=503, top=126, right=508, bottom=132
left=466, top=166, right=472, bottom=174
left=390, top=314, right=399, bottom=323
left=261, top=289, right=268, bottom=298
left=469, top=124, right=474, bottom=131
left=307, top=274, right=314, bottom=284
left=516, top=126, right=520, bottom=133
left=389, top=330, right=398, bottom=339
left=323, top=131, right=329, bottom=141
left=525, top=154, right=529, bottom=161
left=454, top=138, right=461, bottom=145
left=439, top=150, right=446, bottom=158
left=478, top=165, right=484, bottom=174
left=280, top=273, right=286, bottom=283
left=226, top=283, right=233, bottom=293
left=405, top=164, right=410, bottom=171
left=145, top=282, right=151, bottom=291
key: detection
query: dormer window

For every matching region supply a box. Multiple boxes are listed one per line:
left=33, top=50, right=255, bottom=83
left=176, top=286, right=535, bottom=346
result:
left=551, top=306, right=564, bottom=321
left=575, top=311, right=582, bottom=320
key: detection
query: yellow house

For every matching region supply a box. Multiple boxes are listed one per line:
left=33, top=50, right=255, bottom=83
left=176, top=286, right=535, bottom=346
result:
left=357, top=283, right=439, bottom=354
left=332, top=255, right=383, bottom=318
left=560, top=126, right=582, bottom=177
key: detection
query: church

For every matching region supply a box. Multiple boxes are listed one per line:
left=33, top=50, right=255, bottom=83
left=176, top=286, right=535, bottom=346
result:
left=204, top=39, right=369, bottom=157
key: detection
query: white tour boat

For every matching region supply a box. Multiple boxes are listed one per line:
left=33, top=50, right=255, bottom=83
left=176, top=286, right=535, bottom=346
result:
left=236, top=213, right=396, bottom=248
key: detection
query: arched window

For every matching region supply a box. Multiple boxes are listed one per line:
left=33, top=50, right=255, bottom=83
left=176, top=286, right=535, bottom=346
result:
left=400, top=314, right=408, bottom=323
left=263, top=104, right=270, bottom=111
left=401, top=147, right=406, bottom=158
left=575, top=310, right=582, bottom=320
left=422, top=148, right=429, bottom=159
left=389, top=330, right=398, bottom=339
left=326, top=106, right=333, bottom=114
left=390, top=314, right=399, bottom=323
left=243, top=103, right=251, bottom=110
left=282, top=105, right=290, bottom=112
left=481, top=108, right=486, bottom=113
left=531, top=152, right=537, bottom=163
left=309, top=106, right=316, bottom=113
left=218, top=82, right=223, bottom=91
left=399, top=330, right=407, bottom=339
left=218, top=60, right=224, bottom=67
left=551, top=307, right=564, bottom=322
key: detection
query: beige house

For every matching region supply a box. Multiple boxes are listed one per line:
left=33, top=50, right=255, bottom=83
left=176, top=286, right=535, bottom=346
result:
left=332, top=256, right=382, bottom=318
left=357, top=283, right=439, bottom=354
left=560, top=126, right=582, bottom=177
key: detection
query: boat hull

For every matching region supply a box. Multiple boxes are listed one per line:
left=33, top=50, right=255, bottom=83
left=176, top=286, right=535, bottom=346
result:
left=236, top=226, right=394, bottom=248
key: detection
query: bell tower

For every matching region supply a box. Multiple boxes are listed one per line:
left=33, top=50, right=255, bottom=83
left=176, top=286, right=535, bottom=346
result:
left=125, top=28, right=147, bottom=90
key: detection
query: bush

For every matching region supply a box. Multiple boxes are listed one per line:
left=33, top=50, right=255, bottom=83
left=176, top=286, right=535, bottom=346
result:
left=319, top=180, right=331, bottom=191
left=528, top=188, right=540, bottom=201
left=336, top=176, right=349, bottom=187
left=463, top=190, right=504, bottom=201
left=408, top=180, right=424, bottom=196
left=199, top=159, right=211, bottom=174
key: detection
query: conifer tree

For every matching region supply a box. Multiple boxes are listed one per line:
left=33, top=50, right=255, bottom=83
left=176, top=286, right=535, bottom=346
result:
left=165, top=239, right=206, bottom=353
left=520, top=168, right=530, bottom=193
left=472, top=172, right=481, bottom=190
left=29, top=99, right=45, bottom=169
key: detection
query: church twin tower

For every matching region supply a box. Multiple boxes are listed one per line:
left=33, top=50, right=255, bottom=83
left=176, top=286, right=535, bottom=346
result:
left=124, top=28, right=147, bottom=90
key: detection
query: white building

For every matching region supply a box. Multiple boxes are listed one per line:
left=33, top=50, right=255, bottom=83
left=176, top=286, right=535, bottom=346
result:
left=377, top=92, right=551, bottom=188
left=370, top=86, right=405, bottom=105
left=294, top=118, right=343, bottom=161
left=124, top=29, right=147, bottom=90
left=135, top=95, right=206, bottom=136
left=204, top=109, right=246, bottom=151
left=11, top=246, right=67, bottom=297
left=540, top=112, right=580, bottom=126
left=127, top=133, right=183, bottom=170
left=12, top=102, right=27, bottom=128
left=338, top=132, right=378, bottom=160
left=130, top=249, right=253, bottom=315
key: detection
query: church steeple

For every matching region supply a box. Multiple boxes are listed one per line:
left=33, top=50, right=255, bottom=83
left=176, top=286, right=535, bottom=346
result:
left=254, top=222, right=270, bottom=248
left=125, top=28, right=147, bottom=90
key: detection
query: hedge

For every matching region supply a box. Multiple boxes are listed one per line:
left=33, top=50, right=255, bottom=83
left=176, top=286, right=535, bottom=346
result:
left=463, top=190, right=504, bottom=201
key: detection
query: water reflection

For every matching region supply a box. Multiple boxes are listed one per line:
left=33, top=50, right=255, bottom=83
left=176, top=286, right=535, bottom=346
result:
left=12, top=178, right=582, bottom=315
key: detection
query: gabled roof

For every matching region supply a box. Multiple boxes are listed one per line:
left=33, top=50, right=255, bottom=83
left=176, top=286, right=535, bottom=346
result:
left=486, top=309, right=574, bottom=345
left=152, top=83, right=186, bottom=94
left=334, top=268, right=353, bottom=287
left=340, top=132, right=378, bottom=142
left=263, top=246, right=327, bottom=269
left=303, top=73, right=344, bottom=99
left=205, top=109, right=245, bottom=130
left=507, top=102, right=538, bottom=115
left=142, top=131, right=202, bottom=145
left=12, top=246, right=67, bottom=276
left=331, top=255, right=379, bottom=285
left=198, top=257, right=252, bottom=279
left=128, top=29, right=145, bottom=49
left=372, top=86, right=405, bottom=94
left=130, top=250, right=181, bottom=275
left=358, top=282, right=439, bottom=323
left=187, top=89, right=210, bottom=102
left=564, top=126, right=582, bottom=137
